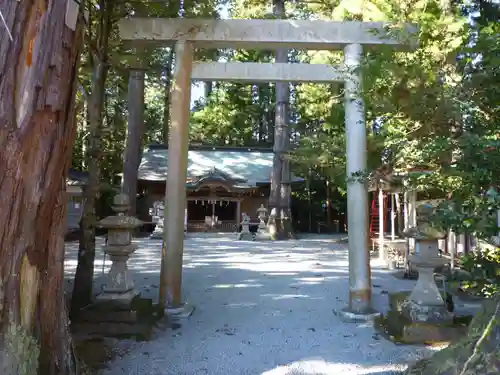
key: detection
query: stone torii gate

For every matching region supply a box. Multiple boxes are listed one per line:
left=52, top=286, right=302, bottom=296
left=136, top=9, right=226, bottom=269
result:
left=119, top=17, right=413, bottom=320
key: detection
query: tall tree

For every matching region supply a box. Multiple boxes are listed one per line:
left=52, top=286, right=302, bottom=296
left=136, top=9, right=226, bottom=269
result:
left=0, top=1, right=83, bottom=373
left=122, top=67, right=145, bottom=216
left=269, top=0, right=293, bottom=238
left=71, top=0, right=114, bottom=317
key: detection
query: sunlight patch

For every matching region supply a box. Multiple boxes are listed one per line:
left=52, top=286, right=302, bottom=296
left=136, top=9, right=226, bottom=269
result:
left=212, top=283, right=264, bottom=289
left=261, top=358, right=407, bottom=375
left=226, top=302, right=258, bottom=308
left=260, top=294, right=312, bottom=300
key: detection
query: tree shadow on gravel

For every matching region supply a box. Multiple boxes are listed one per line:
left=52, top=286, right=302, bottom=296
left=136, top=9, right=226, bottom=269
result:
left=64, top=235, right=429, bottom=375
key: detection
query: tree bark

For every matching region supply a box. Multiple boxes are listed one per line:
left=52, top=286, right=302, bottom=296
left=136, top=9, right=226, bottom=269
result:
left=270, top=0, right=292, bottom=239
left=122, top=69, right=145, bottom=215
left=405, top=296, right=500, bottom=375
left=71, top=0, right=113, bottom=318
left=0, top=1, right=83, bottom=374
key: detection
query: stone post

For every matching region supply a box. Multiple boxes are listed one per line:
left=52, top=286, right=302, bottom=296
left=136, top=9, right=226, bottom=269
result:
left=341, top=43, right=376, bottom=320
left=160, top=41, right=194, bottom=313
left=241, top=214, right=250, bottom=233
left=97, top=194, right=143, bottom=305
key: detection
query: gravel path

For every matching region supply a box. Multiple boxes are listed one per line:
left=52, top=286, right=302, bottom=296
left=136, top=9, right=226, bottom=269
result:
left=65, top=235, right=438, bottom=375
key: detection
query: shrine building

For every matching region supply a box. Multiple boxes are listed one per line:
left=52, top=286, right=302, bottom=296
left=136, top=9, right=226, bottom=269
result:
left=137, top=144, right=303, bottom=232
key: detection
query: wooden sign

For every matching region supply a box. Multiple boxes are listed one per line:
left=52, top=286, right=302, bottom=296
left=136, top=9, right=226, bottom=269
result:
left=65, top=0, right=79, bottom=31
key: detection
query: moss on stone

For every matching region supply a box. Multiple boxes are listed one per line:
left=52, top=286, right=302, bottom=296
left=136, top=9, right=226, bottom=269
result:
left=404, top=296, right=500, bottom=375
left=389, top=290, right=454, bottom=313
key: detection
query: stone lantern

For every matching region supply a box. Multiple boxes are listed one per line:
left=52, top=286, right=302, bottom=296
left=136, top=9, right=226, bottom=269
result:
left=149, top=200, right=165, bottom=239
left=401, top=203, right=452, bottom=324
left=97, top=193, right=143, bottom=306
left=256, top=204, right=268, bottom=230
left=238, top=212, right=254, bottom=240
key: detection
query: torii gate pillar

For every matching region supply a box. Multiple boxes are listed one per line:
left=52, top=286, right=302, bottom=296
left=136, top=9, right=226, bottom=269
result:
left=341, top=43, right=377, bottom=320
left=159, top=41, right=194, bottom=314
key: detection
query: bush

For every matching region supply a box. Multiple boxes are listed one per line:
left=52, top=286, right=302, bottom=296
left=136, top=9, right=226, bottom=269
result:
left=459, top=246, right=500, bottom=297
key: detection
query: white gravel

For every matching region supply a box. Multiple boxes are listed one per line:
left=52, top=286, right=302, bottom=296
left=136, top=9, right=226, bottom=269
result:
left=65, top=234, right=439, bottom=375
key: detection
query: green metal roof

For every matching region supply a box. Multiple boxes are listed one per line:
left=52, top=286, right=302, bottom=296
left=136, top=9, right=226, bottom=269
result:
left=138, top=147, right=302, bottom=186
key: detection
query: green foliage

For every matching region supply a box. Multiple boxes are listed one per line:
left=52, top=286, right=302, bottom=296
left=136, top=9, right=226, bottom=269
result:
left=190, top=47, right=278, bottom=146
left=72, top=0, right=229, bottom=182
left=460, top=247, right=500, bottom=298
left=70, top=0, right=498, bottom=236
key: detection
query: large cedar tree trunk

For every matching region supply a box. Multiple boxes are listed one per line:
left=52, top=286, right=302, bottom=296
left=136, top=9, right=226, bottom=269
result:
left=0, top=1, right=83, bottom=374
left=121, top=69, right=145, bottom=216
left=269, top=0, right=293, bottom=239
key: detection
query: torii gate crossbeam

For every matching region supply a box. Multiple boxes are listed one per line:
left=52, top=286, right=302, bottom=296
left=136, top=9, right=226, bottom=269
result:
left=191, top=62, right=345, bottom=83
left=119, top=18, right=413, bottom=50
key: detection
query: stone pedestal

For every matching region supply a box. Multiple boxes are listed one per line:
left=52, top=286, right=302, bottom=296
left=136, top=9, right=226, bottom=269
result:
left=374, top=290, right=467, bottom=345
left=401, top=238, right=453, bottom=324
left=73, top=297, right=158, bottom=341
left=96, top=194, right=143, bottom=306
left=165, top=302, right=196, bottom=319
left=241, top=218, right=250, bottom=234
left=97, top=245, right=139, bottom=304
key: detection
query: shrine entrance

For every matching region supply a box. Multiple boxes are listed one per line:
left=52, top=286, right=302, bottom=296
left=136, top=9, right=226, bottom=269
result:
left=119, top=17, right=414, bottom=318
left=186, top=198, right=238, bottom=232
